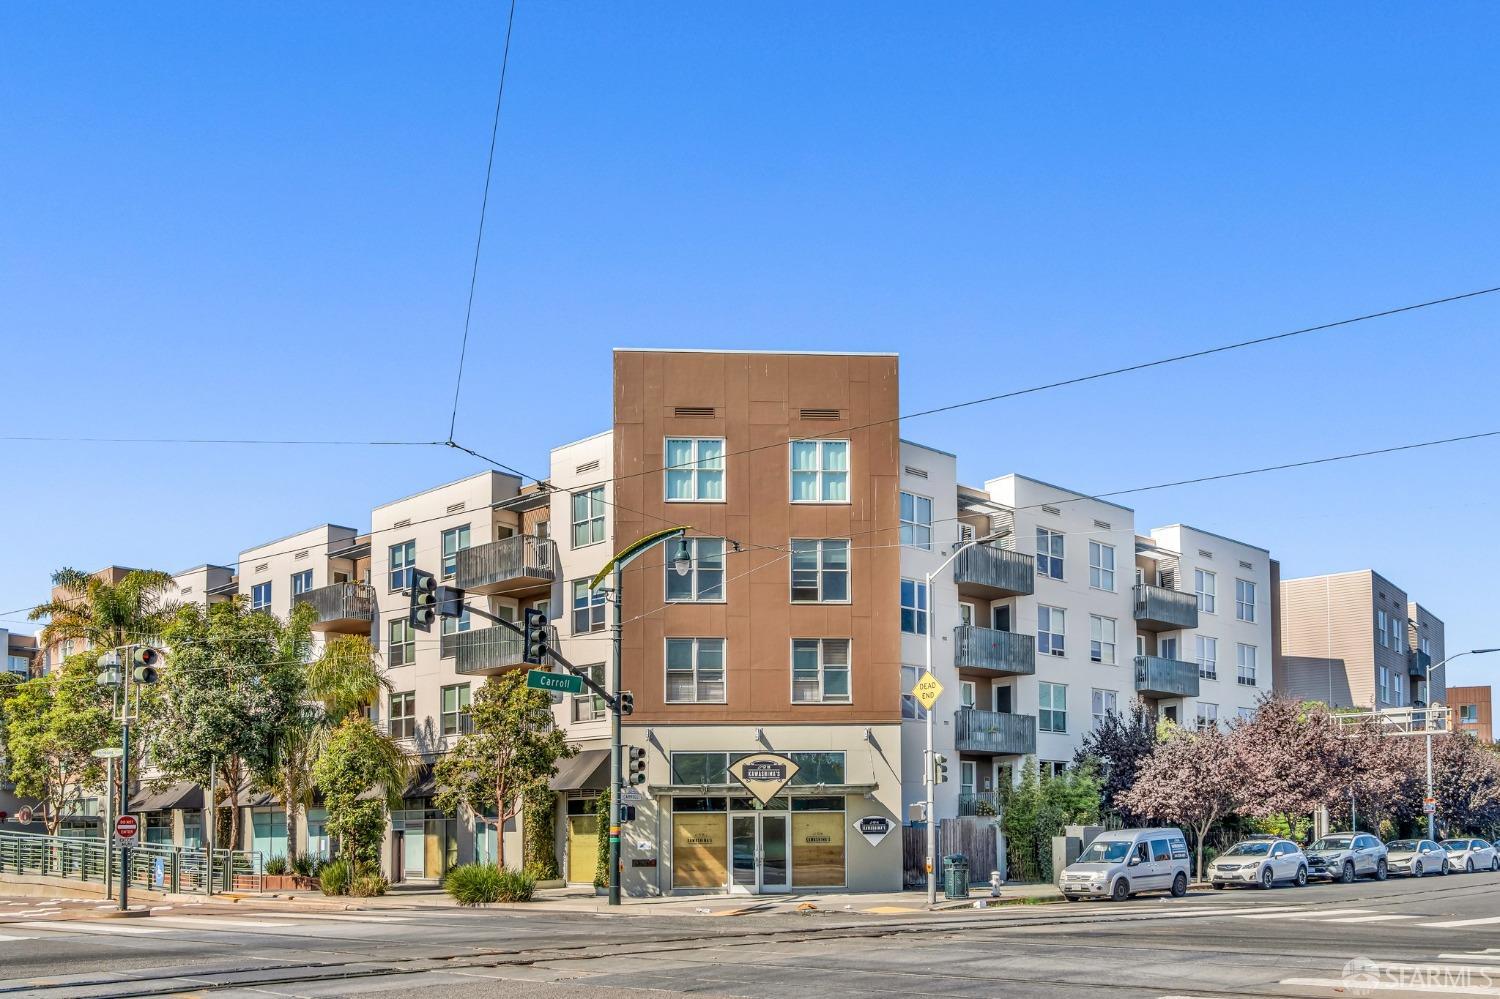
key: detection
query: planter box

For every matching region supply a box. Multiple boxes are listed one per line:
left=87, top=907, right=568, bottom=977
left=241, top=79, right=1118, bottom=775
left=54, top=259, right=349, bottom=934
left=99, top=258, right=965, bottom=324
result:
left=261, top=875, right=319, bottom=891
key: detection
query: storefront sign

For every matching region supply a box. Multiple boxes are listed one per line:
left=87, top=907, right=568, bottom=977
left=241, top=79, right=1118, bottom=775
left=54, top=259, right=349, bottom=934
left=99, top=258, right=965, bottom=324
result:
left=631, top=858, right=658, bottom=868
left=727, top=753, right=800, bottom=806
left=852, top=815, right=893, bottom=847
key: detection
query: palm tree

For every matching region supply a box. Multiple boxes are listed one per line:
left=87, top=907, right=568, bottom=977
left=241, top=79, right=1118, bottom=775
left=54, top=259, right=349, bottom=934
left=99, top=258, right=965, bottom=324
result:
left=29, top=567, right=178, bottom=653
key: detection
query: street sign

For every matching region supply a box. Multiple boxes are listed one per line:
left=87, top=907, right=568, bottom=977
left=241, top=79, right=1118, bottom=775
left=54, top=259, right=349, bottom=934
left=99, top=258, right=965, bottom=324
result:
left=1423, top=798, right=1437, bottom=815
left=727, top=753, right=800, bottom=806
left=114, top=814, right=139, bottom=842
left=912, top=671, right=943, bottom=712
left=525, top=669, right=584, bottom=695
left=91, top=747, right=124, bottom=759
left=853, top=815, right=894, bottom=847
left=620, top=785, right=642, bottom=803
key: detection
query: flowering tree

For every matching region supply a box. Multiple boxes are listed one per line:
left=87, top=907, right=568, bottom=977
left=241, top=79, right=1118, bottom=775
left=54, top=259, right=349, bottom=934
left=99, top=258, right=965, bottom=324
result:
left=1331, top=716, right=1424, bottom=834
left=1074, top=704, right=1157, bottom=823
left=1231, top=695, right=1344, bottom=832
left=1119, top=724, right=1241, bottom=881
left=1430, top=733, right=1500, bottom=837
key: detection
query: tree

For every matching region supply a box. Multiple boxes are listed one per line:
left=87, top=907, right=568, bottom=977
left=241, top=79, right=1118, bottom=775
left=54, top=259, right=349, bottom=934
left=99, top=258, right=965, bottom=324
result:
left=1074, top=705, right=1157, bottom=822
left=1332, top=717, right=1424, bottom=834
left=1231, top=695, right=1344, bottom=831
left=5, top=657, right=112, bottom=834
left=434, top=671, right=575, bottom=870
left=1001, top=759, right=1104, bottom=882
left=29, top=567, right=178, bottom=651
left=1120, top=724, right=1241, bottom=881
left=1430, top=732, right=1500, bottom=836
left=312, top=716, right=408, bottom=874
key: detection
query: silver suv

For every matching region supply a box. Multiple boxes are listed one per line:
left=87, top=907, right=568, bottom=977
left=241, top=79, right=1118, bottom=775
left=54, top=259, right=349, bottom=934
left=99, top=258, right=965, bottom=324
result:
left=1209, top=837, right=1309, bottom=889
left=1305, top=832, right=1388, bottom=883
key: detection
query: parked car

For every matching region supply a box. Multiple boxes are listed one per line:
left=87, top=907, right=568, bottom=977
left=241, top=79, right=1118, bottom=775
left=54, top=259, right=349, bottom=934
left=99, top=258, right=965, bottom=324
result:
left=1060, top=828, right=1192, bottom=902
left=1208, top=838, right=1308, bottom=889
left=1441, top=838, right=1500, bottom=873
left=1305, top=832, right=1388, bottom=883
left=1385, top=839, right=1450, bottom=877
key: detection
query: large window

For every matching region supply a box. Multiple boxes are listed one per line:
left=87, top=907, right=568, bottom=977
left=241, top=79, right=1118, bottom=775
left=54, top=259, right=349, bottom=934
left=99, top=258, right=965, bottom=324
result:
left=1196, top=702, right=1219, bottom=730
left=389, top=691, right=415, bottom=739
left=1036, top=527, right=1064, bottom=580
left=250, top=581, right=272, bottom=610
left=789, top=440, right=849, bottom=503
left=790, top=539, right=849, bottom=602
left=791, top=638, right=851, bottom=703
left=1235, top=578, right=1256, bottom=622
left=665, top=537, right=725, bottom=602
left=1195, top=569, right=1216, bottom=613
left=441, top=524, right=471, bottom=579
left=1038, top=605, right=1065, bottom=657
left=665, top=438, right=725, bottom=501
left=572, top=664, right=607, bottom=723
left=1039, top=682, right=1067, bottom=733
left=571, top=487, right=606, bottom=548
left=291, top=570, right=313, bottom=596
left=441, top=684, right=472, bottom=736
left=1460, top=703, right=1479, bottom=723
left=389, top=540, right=416, bottom=591
left=900, top=579, right=928, bottom=635
left=900, top=492, right=933, bottom=549
left=1089, top=615, right=1117, bottom=665
left=1196, top=635, right=1218, bottom=680
left=665, top=638, right=726, bottom=703
left=439, top=607, right=472, bottom=651
left=900, top=665, right=926, bottom=720
left=668, top=752, right=845, bottom=787
left=1089, top=541, right=1115, bottom=591
left=5, top=655, right=28, bottom=675
left=1236, top=644, right=1257, bottom=687
left=1091, top=688, right=1117, bottom=728
left=388, top=619, right=415, bottom=667
left=572, top=580, right=607, bottom=634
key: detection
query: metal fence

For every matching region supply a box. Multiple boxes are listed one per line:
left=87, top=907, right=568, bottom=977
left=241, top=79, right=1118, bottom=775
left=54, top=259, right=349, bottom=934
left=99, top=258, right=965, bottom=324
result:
left=0, top=831, right=261, bottom=896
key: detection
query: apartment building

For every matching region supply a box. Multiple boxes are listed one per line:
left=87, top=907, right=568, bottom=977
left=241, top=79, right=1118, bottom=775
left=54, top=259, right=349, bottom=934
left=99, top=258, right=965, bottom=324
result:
left=1277, top=570, right=1446, bottom=710
left=2, top=630, right=37, bottom=677
left=1448, top=685, right=1493, bottom=743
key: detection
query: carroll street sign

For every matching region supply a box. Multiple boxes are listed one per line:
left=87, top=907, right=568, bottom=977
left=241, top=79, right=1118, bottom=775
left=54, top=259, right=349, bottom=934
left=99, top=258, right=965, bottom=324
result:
left=727, top=753, right=800, bottom=806
left=853, top=815, right=893, bottom=847
left=525, top=670, right=584, bottom=695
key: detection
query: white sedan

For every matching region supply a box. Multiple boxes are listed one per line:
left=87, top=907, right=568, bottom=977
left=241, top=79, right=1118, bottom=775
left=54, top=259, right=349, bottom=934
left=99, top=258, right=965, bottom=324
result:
left=1442, top=838, right=1500, bottom=873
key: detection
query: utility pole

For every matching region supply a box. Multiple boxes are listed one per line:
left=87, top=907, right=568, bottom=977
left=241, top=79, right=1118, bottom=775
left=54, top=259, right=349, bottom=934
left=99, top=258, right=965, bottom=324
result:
left=609, top=564, right=623, bottom=907
left=1422, top=648, right=1498, bottom=840
left=97, top=645, right=161, bottom=912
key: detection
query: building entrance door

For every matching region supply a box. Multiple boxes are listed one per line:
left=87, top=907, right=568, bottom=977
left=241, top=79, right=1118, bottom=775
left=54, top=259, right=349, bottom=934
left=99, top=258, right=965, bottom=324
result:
left=729, top=812, right=789, bottom=893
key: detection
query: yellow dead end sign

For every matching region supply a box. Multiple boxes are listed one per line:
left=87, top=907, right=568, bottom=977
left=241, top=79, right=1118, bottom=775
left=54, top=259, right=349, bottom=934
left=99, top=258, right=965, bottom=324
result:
left=912, top=671, right=943, bottom=712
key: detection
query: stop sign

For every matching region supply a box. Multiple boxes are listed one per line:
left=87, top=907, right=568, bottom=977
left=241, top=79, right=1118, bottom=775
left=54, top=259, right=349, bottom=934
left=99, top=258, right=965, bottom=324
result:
left=114, top=815, right=138, bottom=841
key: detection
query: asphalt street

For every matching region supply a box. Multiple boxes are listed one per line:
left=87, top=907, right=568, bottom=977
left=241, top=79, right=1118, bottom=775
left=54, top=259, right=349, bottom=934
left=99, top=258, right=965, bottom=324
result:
left=0, top=871, right=1497, bottom=998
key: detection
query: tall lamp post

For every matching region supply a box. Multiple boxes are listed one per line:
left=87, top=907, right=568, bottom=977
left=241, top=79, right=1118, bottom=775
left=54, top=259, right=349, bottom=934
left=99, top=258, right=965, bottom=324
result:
left=923, top=531, right=1002, bottom=906
left=1422, top=647, right=1499, bottom=840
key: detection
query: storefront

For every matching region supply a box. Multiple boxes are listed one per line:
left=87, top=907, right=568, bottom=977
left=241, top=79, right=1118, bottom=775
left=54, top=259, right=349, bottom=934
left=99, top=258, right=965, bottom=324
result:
left=390, top=804, right=456, bottom=882
left=670, top=794, right=846, bottom=893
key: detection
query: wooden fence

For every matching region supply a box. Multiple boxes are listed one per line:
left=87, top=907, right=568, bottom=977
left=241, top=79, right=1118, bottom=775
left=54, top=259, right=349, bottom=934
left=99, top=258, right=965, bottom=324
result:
left=902, top=817, right=1000, bottom=888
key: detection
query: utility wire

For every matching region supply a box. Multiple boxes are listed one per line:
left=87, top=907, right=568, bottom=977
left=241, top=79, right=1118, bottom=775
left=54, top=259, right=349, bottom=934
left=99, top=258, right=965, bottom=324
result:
left=448, top=0, right=519, bottom=443
left=0, top=436, right=443, bottom=446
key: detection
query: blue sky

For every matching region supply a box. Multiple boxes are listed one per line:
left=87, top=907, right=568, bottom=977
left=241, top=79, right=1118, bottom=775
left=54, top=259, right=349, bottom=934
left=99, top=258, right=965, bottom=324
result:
left=3, top=3, right=1498, bottom=685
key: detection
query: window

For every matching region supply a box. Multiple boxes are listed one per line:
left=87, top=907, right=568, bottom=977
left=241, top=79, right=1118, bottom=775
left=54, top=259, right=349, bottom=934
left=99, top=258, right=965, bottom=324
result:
left=789, top=440, right=849, bottom=503
left=572, top=580, right=607, bottom=634
left=1036, top=527, right=1064, bottom=580
left=1196, top=635, right=1218, bottom=679
left=665, top=638, right=726, bottom=703
left=1377, top=665, right=1391, bottom=704
left=1091, top=689, right=1117, bottom=728
left=441, top=525, right=471, bottom=578
left=1039, top=681, right=1066, bottom=733
left=5, top=655, right=28, bottom=675
left=388, top=619, right=415, bottom=667
left=900, top=579, right=928, bottom=635
left=900, top=665, right=927, bottom=720
left=960, top=681, right=977, bottom=708
left=1089, top=615, right=1117, bottom=665
left=1392, top=615, right=1404, bottom=651
left=1236, top=644, right=1257, bottom=686
left=1235, top=578, right=1256, bottom=622
left=1376, top=609, right=1389, bottom=647
left=1196, top=702, right=1219, bottom=730
left=441, top=684, right=472, bottom=736
left=665, top=537, right=725, bottom=602
left=1088, top=542, right=1115, bottom=591
left=1037, top=605, right=1065, bottom=657
left=899, top=492, right=933, bottom=549
left=959, top=761, right=976, bottom=797
left=1460, top=704, right=1479, bottom=723
left=1195, top=569, right=1216, bottom=613
left=389, top=691, right=415, bottom=739
left=790, top=539, right=850, bottom=602
left=1040, top=760, right=1068, bottom=780
left=791, top=638, right=851, bottom=703
left=1237, top=706, right=1254, bottom=723
left=571, top=664, right=607, bottom=722
left=439, top=608, right=472, bottom=651
left=665, top=437, right=725, bottom=501
left=571, top=487, right=606, bottom=548
left=291, top=570, right=313, bottom=596
left=250, top=581, right=272, bottom=610
left=1421, top=635, right=1431, bottom=656
left=389, top=540, right=416, bottom=591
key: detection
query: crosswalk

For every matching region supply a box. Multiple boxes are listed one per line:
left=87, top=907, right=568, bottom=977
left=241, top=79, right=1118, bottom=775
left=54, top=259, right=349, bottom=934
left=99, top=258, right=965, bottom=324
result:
left=0, top=907, right=414, bottom=945
left=1001, top=900, right=1500, bottom=934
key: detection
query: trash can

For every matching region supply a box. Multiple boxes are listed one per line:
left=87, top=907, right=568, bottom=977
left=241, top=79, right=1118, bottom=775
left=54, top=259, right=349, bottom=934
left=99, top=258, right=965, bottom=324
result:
left=942, top=854, right=969, bottom=899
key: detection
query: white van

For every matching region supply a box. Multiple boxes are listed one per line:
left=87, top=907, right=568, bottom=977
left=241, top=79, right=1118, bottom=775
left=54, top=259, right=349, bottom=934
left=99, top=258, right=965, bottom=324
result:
left=1059, top=828, right=1192, bottom=902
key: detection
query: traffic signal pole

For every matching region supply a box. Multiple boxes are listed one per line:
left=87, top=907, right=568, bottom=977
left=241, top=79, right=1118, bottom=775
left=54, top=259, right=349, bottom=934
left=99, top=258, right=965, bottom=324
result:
left=609, top=564, right=623, bottom=907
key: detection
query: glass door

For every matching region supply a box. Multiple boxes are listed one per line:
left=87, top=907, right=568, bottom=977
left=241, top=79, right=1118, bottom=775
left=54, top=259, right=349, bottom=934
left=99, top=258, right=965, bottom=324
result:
left=730, top=815, right=757, bottom=893
left=729, top=812, right=791, bottom=893
left=759, top=814, right=789, bottom=893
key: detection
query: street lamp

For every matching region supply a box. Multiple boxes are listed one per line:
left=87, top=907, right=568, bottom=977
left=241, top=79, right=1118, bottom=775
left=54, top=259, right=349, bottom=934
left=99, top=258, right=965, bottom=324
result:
left=1423, top=648, right=1499, bottom=840
left=924, top=530, right=1002, bottom=906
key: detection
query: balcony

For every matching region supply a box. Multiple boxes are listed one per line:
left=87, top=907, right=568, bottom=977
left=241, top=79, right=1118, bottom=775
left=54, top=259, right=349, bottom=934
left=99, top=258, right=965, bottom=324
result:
left=954, top=708, right=1037, bottom=756
left=445, top=624, right=558, bottom=677
left=953, top=626, right=1036, bottom=677
left=1409, top=650, right=1432, bottom=677
left=953, top=545, right=1034, bottom=600
left=1134, top=655, right=1201, bottom=698
left=1133, top=583, right=1199, bottom=632
left=957, top=791, right=1002, bottom=818
left=293, top=583, right=377, bottom=634
left=455, top=535, right=558, bottom=598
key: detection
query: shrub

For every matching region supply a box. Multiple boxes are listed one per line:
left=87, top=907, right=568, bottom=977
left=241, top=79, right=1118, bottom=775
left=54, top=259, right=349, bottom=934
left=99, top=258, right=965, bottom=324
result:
left=264, top=856, right=288, bottom=876
left=319, top=858, right=351, bottom=896
left=445, top=864, right=537, bottom=905
left=593, top=789, right=611, bottom=888
left=349, top=874, right=389, bottom=897
left=496, top=868, right=537, bottom=902
left=290, top=853, right=323, bottom=878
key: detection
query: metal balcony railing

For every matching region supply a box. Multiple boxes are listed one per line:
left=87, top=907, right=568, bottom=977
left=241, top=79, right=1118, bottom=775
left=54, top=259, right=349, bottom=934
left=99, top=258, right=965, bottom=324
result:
left=445, top=624, right=558, bottom=677
left=953, top=545, right=1034, bottom=599
left=954, top=708, right=1037, bottom=756
left=953, top=626, right=1036, bottom=676
left=293, top=582, right=377, bottom=634
left=455, top=535, right=558, bottom=597
left=1133, top=583, right=1199, bottom=632
left=957, top=792, right=1003, bottom=817
left=1409, top=650, right=1432, bottom=677
left=1134, top=655, right=1201, bottom=698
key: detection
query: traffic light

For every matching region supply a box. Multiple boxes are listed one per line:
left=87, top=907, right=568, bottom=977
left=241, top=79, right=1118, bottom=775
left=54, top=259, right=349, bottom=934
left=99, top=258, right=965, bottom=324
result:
left=627, top=746, right=647, bottom=785
left=617, top=690, right=634, bottom=716
left=620, top=804, right=637, bottom=823
left=931, top=752, right=949, bottom=785
left=522, top=608, right=548, bottom=665
left=437, top=585, right=465, bottom=620
left=132, top=647, right=162, bottom=685
left=409, top=569, right=437, bottom=631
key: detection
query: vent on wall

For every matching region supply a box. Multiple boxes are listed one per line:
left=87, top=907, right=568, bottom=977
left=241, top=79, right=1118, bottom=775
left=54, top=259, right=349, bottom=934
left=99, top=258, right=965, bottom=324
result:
left=575, top=460, right=599, bottom=475
left=180, top=586, right=193, bottom=596
left=1198, top=549, right=1214, bottom=559
left=799, top=408, right=841, bottom=421
left=294, top=550, right=309, bottom=561
left=1041, top=505, right=1061, bottom=516
left=254, top=563, right=269, bottom=573
left=1239, top=560, right=1253, bottom=570
left=393, top=518, right=412, bottom=529
left=903, top=465, right=929, bottom=479
left=1093, top=519, right=1111, bottom=530
left=447, top=502, right=466, bottom=514
left=673, top=406, right=715, bottom=418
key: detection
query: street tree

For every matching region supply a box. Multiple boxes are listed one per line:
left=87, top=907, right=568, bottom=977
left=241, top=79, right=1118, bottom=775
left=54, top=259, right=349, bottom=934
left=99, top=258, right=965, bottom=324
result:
left=312, top=716, right=409, bottom=875
left=29, top=567, right=178, bottom=651
left=5, top=657, right=112, bottom=834
left=1333, top=716, right=1424, bottom=834
left=1074, top=704, right=1157, bottom=823
left=434, top=670, right=575, bottom=870
left=1120, top=724, right=1241, bottom=882
left=1430, top=732, right=1500, bottom=836
left=1231, top=695, right=1344, bottom=831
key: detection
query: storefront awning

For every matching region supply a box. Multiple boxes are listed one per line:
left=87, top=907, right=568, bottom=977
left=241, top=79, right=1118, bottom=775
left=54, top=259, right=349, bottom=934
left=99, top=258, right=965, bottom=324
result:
left=549, top=749, right=610, bottom=791
left=130, top=781, right=205, bottom=812
left=645, top=783, right=878, bottom=797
